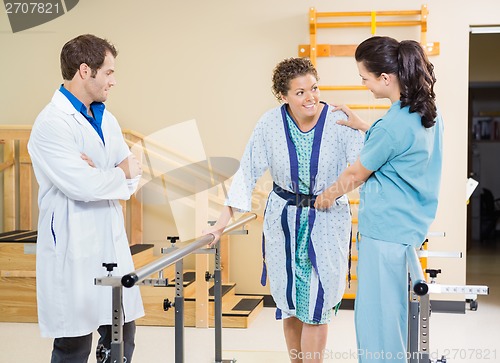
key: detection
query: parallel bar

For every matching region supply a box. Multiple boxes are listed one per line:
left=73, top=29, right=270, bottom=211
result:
left=121, top=213, right=257, bottom=288
left=406, top=247, right=428, bottom=296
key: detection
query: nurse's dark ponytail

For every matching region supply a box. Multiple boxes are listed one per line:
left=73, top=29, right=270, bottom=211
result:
left=355, top=36, right=437, bottom=128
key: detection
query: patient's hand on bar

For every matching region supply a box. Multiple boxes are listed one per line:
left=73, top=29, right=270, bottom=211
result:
left=203, top=206, right=234, bottom=247
left=202, top=225, right=224, bottom=247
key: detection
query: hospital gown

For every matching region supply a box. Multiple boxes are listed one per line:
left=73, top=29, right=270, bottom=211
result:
left=226, top=102, right=363, bottom=323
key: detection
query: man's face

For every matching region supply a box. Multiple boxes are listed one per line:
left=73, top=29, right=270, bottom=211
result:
left=85, top=51, right=116, bottom=103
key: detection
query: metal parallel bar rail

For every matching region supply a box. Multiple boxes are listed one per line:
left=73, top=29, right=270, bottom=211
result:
left=95, top=213, right=256, bottom=363
left=407, top=246, right=428, bottom=296
left=122, top=213, right=256, bottom=287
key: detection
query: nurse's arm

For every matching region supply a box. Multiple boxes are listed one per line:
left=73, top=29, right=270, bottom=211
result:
left=314, top=158, right=372, bottom=210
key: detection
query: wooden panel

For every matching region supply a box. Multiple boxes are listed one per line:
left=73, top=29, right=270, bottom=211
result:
left=0, top=159, right=14, bottom=173
left=131, top=246, right=156, bottom=269
left=208, top=295, right=264, bottom=329
left=125, top=132, right=144, bottom=245
left=137, top=289, right=196, bottom=326
left=195, top=190, right=209, bottom=328
left=130, top=194, right=143, bottom=245
left=3, top=141, right=16, bottom=231
left=0, top=243, right=36, bottom=271
left=0, top=242, right=37, bottom=323
left=0, top=276, right=37, bottom=322
left=137, top=287, right=264, bottom=328
left=1, top=270, right=36, bottom=277
left=19, top=140, right=32, bottom=230
left=0, top=126, right=31, bottom=140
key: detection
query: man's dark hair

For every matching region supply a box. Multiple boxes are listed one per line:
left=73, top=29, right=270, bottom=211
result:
left=60, top=34, right=118, bottom=80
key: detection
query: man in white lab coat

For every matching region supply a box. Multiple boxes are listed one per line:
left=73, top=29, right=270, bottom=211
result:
left=28, top=34, right=144, bottom=363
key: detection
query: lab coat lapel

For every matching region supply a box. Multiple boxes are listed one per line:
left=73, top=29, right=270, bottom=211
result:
left=51, top=89, right=106, bottom=147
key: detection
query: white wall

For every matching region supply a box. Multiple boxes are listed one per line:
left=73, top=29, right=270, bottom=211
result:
left=2, top=0, right=500, bottom=296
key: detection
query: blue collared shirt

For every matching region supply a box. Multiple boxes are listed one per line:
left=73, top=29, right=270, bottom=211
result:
left=59, top=85, right=105, bottom=144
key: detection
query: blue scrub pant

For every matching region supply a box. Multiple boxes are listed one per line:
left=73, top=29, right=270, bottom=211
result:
left=355, top=235, right=409, bottom=363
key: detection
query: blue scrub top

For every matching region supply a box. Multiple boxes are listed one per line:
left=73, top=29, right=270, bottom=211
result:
left=358, top=100, right=443, bottom=247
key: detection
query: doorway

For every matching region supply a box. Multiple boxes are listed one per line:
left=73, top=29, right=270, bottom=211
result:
left=467, top=29, right=500, bottom=251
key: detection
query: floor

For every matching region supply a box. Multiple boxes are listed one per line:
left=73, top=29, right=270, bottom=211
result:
left=1, top=242, right=499, bottom=363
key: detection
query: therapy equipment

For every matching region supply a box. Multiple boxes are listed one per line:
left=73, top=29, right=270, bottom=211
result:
left=95, top=213, right=256, bottom=363
left=407, top=236, right=489, bottom=363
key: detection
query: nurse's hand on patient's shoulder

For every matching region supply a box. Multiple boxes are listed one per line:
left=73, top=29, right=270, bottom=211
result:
left=81, top=153, right=95, bottom=167
left=330, top=104, right=370, bottom=132
left=314, top=190, right=335, bottom=211
left=117, top=154, right=142, bottom=179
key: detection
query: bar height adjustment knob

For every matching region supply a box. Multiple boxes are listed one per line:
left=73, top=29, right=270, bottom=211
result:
left=102, top=263, right=117, bottom=276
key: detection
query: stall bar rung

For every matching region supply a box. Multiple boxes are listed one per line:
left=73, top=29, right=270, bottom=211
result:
left=298, top=44, right=357, bottom=57
left=317, top=21, right=423, bottom=28
left=343, top=293, right=356, bottom=299
left=316, top=10, right=424, bottom=17
left=348, top=104, right=390, bottom=110
left=299, top=42, right=439, bottom=58
left=320, top=85, right=367, bottom=91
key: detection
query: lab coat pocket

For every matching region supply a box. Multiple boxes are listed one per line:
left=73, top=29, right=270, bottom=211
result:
left=67, top=203, right=99, bottom=259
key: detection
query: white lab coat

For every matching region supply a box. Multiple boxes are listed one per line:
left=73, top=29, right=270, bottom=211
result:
left=28, top=89, right=144, bottom=338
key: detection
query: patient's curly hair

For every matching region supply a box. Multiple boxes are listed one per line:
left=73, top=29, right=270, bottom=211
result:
left=272, top=57, right=318, bottom=102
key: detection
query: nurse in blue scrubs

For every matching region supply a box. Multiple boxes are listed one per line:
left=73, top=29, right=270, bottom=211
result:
left=315, top=36, right=443, bottom=362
